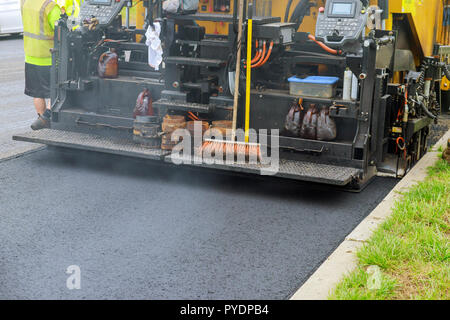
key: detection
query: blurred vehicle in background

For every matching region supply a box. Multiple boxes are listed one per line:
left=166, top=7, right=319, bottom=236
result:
left=0, top=0, right=23, bottom=35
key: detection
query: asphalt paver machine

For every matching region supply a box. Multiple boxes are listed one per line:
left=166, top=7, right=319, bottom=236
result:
left=14, top=0, right=447, bottom=190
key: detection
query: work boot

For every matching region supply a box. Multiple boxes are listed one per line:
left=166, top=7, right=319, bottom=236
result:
left=31, top=111, right=51, bottom=131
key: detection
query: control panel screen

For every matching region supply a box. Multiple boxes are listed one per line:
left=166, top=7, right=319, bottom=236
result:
left=331, top=3, right=353, bottom=15
left=90, top=0, right=111, bottom=5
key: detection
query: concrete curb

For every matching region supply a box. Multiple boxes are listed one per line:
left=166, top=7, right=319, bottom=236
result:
left=290, top=129, right=450, bottom=300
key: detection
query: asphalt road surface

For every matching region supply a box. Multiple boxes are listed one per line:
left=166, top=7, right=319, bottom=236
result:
left=0, top=37, right=399, bottom=299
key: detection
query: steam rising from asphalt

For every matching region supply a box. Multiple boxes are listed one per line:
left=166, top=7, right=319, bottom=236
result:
left=46, top=146, right=343, bottom=201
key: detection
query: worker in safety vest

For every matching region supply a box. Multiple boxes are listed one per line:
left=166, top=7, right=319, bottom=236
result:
left=21, top=0, right=61, bottom=130
left=56, top=0, right=81, bottom=18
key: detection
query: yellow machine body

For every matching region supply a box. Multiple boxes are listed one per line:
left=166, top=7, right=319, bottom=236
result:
left=135, top=0, right=447, bottom=86
left=135, top=1, right=443, bottom=52
left=384, top=0, right=443, bottom=57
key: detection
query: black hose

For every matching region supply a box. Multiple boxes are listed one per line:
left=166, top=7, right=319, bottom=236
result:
left=415, top=61, right=428, bottom=93
left=284, top=0, right=294, bottom=22
left=418, top=99, right=438, bottom=120
left=289, top=0, right=308, bottom=23
left=233, top=0, right=238, bottom=33
left=442, top=63, right=450, bottom=81
left=289, top=0, right=311, bottom=30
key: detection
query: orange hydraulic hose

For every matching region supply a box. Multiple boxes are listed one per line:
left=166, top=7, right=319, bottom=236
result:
left=251, top=40, right=260, bottom=63
left=251, top=40, right=266, bottom=68
left=308, top=34, right=341, bottom=55
left=396, top=136, right=407, bottom=158
left=255, top=41, right=273, bottom=68
left=244, top=40, right=260, bottom=65
left=396, top=137, right=405, bottom=149
left=244, top=41, right=266, bottom=69
left=251, top=50, right=262, bottom=64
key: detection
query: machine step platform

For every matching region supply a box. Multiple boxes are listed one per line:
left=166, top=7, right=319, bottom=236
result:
left=166, top=154, right=360, bottom=186
left=13, top=129, right=361, bottom=186
left=13, top=129, right=169, bottom=161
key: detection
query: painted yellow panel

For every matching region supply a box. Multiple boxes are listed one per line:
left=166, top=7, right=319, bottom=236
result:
left=386, top=0, right=442, bottom=56
left=442, top=76, right=450, bottom=91
left=402, top=0, right=417, bottom=16
left=135, top=0, right=145, bottom=42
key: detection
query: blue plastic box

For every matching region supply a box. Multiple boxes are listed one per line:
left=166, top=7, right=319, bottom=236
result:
left=288, top=76, right=340, bottom=98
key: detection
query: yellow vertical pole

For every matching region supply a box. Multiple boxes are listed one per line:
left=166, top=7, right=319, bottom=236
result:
left=245, top=9, right=253, bottom=143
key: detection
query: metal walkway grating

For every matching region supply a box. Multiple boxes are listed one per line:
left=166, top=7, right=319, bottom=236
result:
left=166, top=155, right=361, bottom=186
left=13, top=129, right=168, bottom=161
left=13, top=129, right=361, bottom=186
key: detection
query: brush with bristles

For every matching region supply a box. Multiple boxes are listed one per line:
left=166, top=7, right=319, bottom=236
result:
left=199, top=139, right=261, bottom=163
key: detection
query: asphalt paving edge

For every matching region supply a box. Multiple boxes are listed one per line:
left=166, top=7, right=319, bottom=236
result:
left=290, top=128, right=450, bottom=300
left=0, top=145, right=46, bottom=164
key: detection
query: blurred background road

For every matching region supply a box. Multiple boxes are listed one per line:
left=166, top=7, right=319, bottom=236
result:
left=0, top=36, right=42, bottom=160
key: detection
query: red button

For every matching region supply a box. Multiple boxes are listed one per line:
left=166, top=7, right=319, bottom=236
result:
left=319, top=7, right=325, bottom=13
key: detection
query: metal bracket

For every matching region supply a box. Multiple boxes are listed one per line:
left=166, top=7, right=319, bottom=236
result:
left=281, top=146, right=325, bottom=155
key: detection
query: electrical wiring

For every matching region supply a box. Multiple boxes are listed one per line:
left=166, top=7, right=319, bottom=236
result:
left=245, top=40, right=266, bottom=68
left=254, top=41, right=273, bottom=68
left=244, top=40, right=261, bottom=65
left=308, top=34, right=341, bottom=55
left=396, top=137, right=407, bottom=159
left=251, top=49, right=262, bottom=64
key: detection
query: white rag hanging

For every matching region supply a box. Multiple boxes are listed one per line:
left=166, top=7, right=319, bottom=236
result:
left=145, top=22, right=163, bottom=71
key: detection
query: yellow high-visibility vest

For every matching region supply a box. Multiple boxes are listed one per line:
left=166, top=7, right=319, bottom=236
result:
left=21, top=0, right=57, bottom=59
left=57, top=0, right=81, bottom=18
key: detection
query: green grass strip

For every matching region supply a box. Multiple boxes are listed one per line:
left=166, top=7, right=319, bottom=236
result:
left=329, top=159, right=450, bottom=300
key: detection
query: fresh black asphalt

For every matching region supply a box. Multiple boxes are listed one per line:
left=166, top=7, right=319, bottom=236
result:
left=0, top=147, right=398, bottom=299
left=0, top=36, right=398, bottom=299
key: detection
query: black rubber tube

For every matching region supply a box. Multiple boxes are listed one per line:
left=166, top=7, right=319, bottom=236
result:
left=284, top=0, right=294, bottom=22
left=289, top=0, right=310, bottom=29
left=418, top=100, right=437, bottom=120
left=443, top=64, right=450, bottom=81
left=289, top=0, right=308, bottom=23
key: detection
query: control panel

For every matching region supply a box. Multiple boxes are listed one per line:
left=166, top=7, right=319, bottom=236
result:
left=75, top=0, right=127, bottom=27
left=315, top=0, right=368, bottom=48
